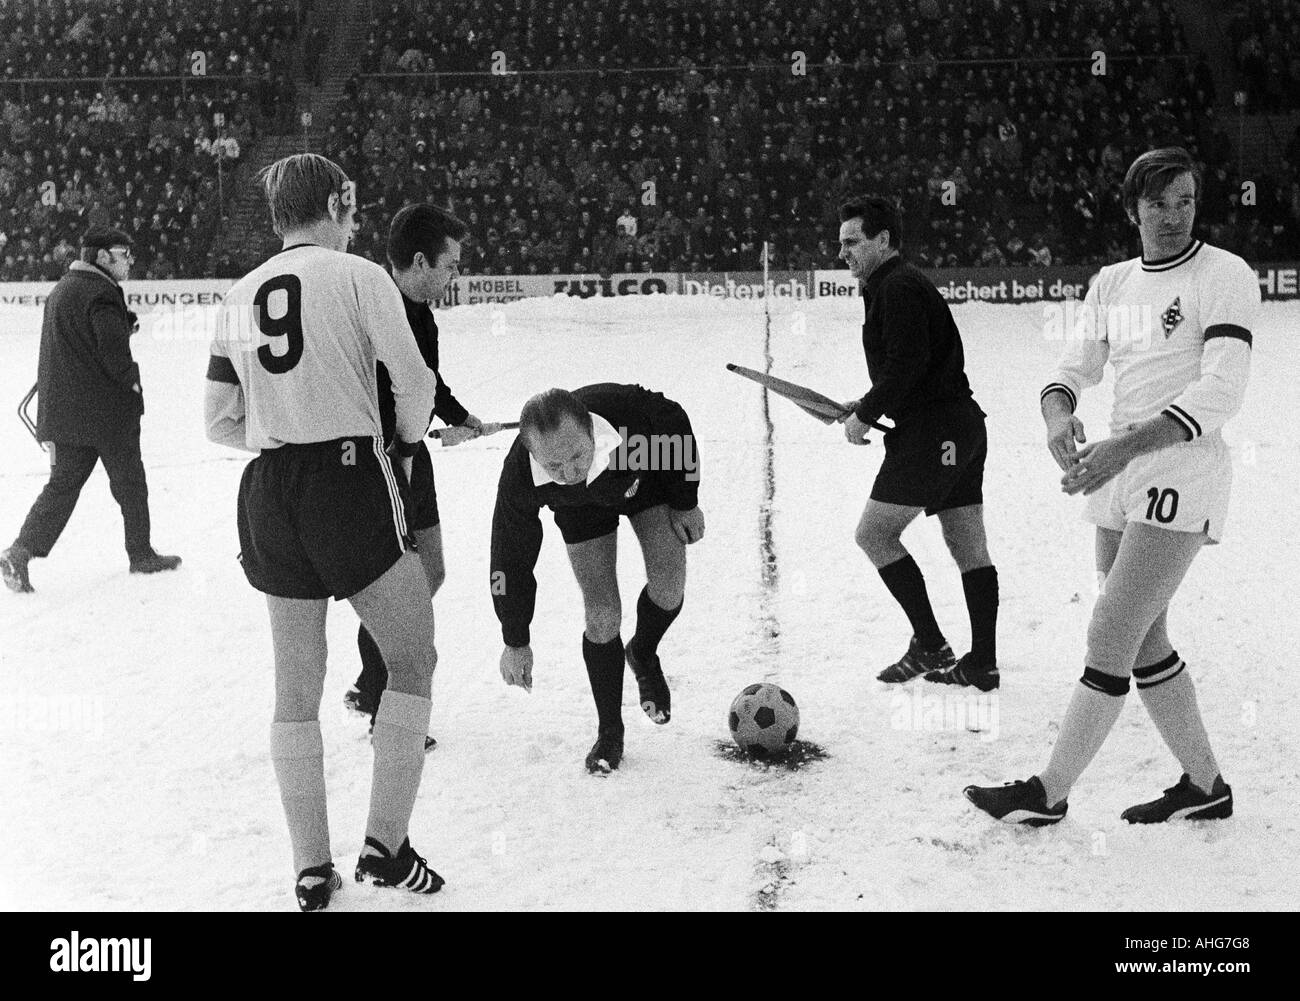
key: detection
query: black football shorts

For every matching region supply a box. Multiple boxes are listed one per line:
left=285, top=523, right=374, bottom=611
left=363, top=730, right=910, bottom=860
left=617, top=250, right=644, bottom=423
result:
left=405, top=439, right=440, bottom=532
left=237, top=435, right=411, bottom=600
left=552, top=475, right=671, bottom=545
left=870, top=399, right=988, bottom=516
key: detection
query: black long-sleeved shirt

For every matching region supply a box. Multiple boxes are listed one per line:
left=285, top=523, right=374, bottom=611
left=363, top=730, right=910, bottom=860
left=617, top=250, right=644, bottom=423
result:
left=854, top=255, right=975, bottom=428
left=376, top=289, right=469, bottom=448
left=491, top=383, right=699, bottom=646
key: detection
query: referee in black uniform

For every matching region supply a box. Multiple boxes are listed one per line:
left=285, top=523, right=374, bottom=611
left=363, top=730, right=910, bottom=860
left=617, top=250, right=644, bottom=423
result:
left=1, top=227, right=179, bottom=594
left=836, top=196, right=1000, bottom=691
left=343, top=204, right=494, bottom=747
left=491, top=384, right=704, bottom=773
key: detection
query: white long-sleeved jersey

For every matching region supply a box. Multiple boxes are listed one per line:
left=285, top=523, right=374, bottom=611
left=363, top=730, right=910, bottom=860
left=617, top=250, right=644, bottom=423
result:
left=205, top=243, right=437, bottom=452
left=1041, top=240, right=1258, bottom=440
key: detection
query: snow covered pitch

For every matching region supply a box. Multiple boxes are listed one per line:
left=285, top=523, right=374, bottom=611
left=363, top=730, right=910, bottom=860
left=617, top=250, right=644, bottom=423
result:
left=2, top=291, right=1296, bottom=910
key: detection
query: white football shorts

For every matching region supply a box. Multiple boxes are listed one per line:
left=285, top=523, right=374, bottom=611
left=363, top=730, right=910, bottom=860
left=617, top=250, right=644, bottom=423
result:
left=1085, top=435, right=1233, bottom=543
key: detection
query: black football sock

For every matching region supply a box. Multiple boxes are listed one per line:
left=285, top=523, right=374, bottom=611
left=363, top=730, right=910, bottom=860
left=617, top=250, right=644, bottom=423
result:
left=629, top=586, right=682, bottom=662
left=583, top=633, right=625, bottom=736
left=877, top=554, right=945, bottom=649
left=961, top=565, right=999, bottom=665
left=357, top=624, right=389, bottom=702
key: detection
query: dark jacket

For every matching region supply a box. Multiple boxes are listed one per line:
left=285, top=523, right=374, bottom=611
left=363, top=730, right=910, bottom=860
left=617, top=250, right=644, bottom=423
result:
left=36, top=262, right=143, bottom=443
left=375, top=290, right=468, bottom=447
left=854, top=255, right=976, bottom=428
left=491, top=383, right=699, bottom=646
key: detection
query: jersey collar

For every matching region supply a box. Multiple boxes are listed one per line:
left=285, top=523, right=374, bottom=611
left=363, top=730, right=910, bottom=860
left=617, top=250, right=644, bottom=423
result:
left=530, top=412, right=624, bottom=487
left=862, top=253, right=903, bottom=303
left=398, top=286, right=430, bottom=324
left=1141, top=239, right=1202, bottom=272
left=272, top=243, right=321, bottom=257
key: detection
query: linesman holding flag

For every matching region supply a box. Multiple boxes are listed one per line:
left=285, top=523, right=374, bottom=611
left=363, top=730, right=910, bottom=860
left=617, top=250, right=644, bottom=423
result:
left=835, top=196, right=1001, bottom=692
left=342, top=203, right=502, bottom=749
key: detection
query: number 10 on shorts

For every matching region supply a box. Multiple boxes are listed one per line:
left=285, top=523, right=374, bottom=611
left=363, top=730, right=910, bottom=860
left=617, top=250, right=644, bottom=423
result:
left=1145, top=487, right=1180, bottom=524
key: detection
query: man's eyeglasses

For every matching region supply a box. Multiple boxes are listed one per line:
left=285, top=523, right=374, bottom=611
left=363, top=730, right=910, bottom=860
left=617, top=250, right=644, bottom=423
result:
left=108, top=246, right=134, bottom=262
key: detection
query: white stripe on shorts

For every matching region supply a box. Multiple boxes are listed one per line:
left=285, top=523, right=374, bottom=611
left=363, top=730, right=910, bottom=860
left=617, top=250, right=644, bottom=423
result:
left=371, top=436, right=408, bottom=548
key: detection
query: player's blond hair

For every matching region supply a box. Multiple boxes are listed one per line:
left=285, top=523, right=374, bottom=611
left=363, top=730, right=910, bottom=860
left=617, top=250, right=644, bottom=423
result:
left=257, top=154, right=352, bottom=236
left=1122, top=147, right=1201, bottom=220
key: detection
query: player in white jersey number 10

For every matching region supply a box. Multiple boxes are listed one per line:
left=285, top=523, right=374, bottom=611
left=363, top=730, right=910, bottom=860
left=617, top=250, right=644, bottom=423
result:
left=966, top=147, right=1259, bottom=826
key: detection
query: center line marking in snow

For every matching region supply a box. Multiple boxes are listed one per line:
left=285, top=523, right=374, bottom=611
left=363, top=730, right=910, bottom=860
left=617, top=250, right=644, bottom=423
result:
left=758, top=243, right=780, bottom=676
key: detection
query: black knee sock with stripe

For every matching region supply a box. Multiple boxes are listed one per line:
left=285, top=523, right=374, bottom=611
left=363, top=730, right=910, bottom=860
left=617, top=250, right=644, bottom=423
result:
left=961, top=565, right=999, bottom=665
left=630, top=586, right=682, bottom=662
left=877, top=554, right=945, bottom=649
left=583, top=634, right=625, bottom=736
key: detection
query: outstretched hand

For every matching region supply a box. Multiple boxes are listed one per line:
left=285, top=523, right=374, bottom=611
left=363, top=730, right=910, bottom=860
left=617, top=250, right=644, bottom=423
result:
left=499, top=644, right=533, bottom=692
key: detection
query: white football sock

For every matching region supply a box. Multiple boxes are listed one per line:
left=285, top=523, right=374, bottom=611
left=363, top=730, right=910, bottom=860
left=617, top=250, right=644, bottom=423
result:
left=366, top=690, right=432, bottom=853
left=1038, top=680, right=1126, bottom=807
left=271, top=721, right=331, bottom=873
left=1137, top=662, right=1221, bottom=794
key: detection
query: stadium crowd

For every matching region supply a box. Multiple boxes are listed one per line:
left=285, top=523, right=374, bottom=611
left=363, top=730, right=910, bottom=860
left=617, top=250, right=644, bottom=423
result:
left=0, top=0, right=306, bottom=280
left=1226, top=0, right=1300, bottom=112
left=3, top=0, right=1300, bottom=280
left=327, top=0, right=1300, bottom=274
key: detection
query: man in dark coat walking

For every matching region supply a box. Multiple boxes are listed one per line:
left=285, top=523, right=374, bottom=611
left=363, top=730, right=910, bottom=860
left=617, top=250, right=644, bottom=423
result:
left=1, top=227, right=180, bottom=593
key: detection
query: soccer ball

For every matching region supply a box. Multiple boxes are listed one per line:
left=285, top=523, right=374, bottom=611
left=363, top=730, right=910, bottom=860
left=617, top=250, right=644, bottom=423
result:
left=729, top=683, right=799, bottom=757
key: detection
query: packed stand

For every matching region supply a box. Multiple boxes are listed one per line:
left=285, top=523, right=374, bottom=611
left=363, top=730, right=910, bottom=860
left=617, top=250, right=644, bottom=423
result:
left=0, top=0, right=307, bottom=280
left=1223, top=0, right=1300, bottom=112
left=328, top=0, right=1298, bottom=274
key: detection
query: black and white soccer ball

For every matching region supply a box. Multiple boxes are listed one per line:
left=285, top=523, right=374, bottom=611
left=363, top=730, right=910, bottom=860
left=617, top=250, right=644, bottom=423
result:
left=728, top=683, right=799, bottom=757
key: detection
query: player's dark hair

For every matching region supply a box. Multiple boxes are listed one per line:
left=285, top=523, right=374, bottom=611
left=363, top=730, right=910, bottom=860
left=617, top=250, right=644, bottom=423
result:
left=388, top=203, right=469, bottom=270
left=520, top=389, right=592, bottom=443
left=839, top=196, right=902, bottom=248
left=1122, top=147, right=1201, bottom=220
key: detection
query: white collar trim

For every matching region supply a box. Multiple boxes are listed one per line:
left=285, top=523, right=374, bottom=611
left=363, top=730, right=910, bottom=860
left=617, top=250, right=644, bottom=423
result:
left=530, top=411, right=624, bottom=487
left=1141, top=239, right=1202, bottom=272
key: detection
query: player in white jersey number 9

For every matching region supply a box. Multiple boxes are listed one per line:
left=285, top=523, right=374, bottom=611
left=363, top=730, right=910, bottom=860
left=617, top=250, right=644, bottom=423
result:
left=204, top=154, right=446, bottom=909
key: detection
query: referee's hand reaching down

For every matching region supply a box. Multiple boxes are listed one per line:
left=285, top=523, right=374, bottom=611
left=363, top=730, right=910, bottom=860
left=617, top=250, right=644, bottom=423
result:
left=500, top=644, right=534, bottom=692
